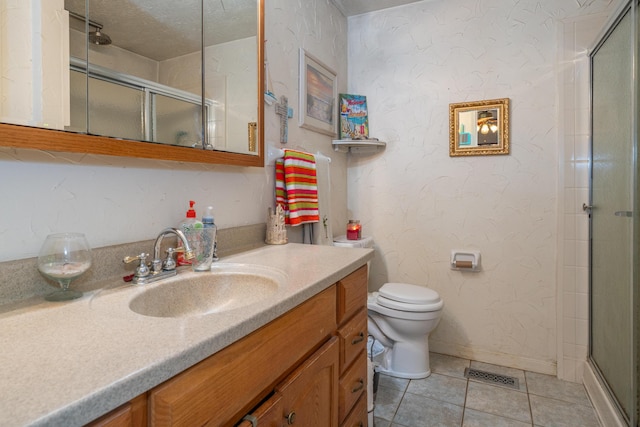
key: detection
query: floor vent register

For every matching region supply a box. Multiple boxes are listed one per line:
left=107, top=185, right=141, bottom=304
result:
left=463, top=368, right=520, bottom=389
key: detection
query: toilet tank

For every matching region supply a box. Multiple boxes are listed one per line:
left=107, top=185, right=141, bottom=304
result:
left=333, top=235, right=374, bottom=249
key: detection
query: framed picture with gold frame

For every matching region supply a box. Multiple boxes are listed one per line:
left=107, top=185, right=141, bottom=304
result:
left=449, top=98, right=510, bottom=157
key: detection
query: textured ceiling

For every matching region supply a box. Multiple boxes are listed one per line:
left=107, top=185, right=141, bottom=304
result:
left=65, top=1, right=423, bottom=61
left=331, top=0, right=424, bottom=16
left=65, top=0, right=257, bottom=61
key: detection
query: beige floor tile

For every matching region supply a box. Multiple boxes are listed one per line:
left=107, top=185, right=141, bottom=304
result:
left=373, top=354, right=600, bottom=427
left=430, top=352, right=470, bottom=379
left=393, top=392, right=464, bottom=427
left=374, top=417, right=392, bottom=427
left=374, top=385, right=405, bottom=422
left=526, top=371, right=591, bottom=406
left=406, top=373, right=468, bottom=406
left=379, top=373, right=410, bottom=392
left=463, top=408, right=533, bottom=427
left=465, top=381, right=531, bottom=424
left=530, top=394, right=600, bottom=427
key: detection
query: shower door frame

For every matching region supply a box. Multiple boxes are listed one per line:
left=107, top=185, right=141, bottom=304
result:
left=588, top=0, right=639, bottom=425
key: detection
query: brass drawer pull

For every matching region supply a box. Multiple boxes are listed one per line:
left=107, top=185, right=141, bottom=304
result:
left=352, top=379, right=364, bottom=393
left=285, top=411, right=296, bottom=425
left=351, top=332, right=365, bottom=345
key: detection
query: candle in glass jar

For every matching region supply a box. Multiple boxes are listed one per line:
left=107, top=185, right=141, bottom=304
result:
left=347, top=220, right=361, bottom=240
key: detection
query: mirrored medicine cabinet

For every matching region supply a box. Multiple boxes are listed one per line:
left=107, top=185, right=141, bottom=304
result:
left=0, top=0, right=264, bottom=167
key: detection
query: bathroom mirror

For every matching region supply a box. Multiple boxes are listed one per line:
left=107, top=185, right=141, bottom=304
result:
left=449, top=98, right=509, bottom=157
left=0, top=0, right=264, bottom=167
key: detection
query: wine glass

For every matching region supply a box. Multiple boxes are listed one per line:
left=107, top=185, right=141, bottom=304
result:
left=37, top=233, right=92, bottom=301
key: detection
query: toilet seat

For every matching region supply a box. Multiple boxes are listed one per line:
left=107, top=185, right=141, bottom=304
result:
left=377, top=283, right=443, bottom=312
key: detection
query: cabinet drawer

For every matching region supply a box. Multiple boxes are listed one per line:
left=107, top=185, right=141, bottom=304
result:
left=340, top=393, right=367, bottom=427
left=236, top=394, right=282, bottom=427
left=337, top=308, right=367, bottom=374
left=337, top=265, right=368, bottom=324
left=149, top=286, right=337, bottom=426
left=338, top=351, right=367, bottom=424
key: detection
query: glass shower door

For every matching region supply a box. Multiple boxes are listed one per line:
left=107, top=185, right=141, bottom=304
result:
left=589, top=4, right=635, bottom=422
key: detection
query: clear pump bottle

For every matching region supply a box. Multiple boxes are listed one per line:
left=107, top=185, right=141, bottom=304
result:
left=202, top=206, right=218, bottom=262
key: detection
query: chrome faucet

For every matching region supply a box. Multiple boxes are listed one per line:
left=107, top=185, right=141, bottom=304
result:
left=123, top=227, right=195, bottom=285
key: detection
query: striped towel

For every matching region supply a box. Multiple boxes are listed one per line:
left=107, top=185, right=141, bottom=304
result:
left=275, top=149, right=319, bottom=226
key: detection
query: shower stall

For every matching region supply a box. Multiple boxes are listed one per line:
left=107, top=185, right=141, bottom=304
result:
left=589, top=0, right=639, bottom=425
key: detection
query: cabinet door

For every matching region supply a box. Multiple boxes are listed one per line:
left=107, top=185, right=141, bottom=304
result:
left=276, top=337, right=339, bottom=427
left=85, top=394, right=147, bottom=427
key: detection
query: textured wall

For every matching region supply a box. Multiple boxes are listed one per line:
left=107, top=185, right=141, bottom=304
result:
left=347, top=0, right=614, bottom=373
left=0, top=0, right=347, bottom=262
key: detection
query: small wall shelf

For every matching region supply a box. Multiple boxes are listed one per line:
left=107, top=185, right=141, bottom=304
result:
left=332, top=139, right=386, bottom=154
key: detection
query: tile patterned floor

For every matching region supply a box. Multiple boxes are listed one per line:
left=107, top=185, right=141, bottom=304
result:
left=373, top=353, right=601, bottom=427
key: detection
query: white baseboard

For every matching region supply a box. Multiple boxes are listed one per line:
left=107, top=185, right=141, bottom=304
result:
left=583, top=362, right=627, bottom=427
left=429, top=339, right=556, bottom=375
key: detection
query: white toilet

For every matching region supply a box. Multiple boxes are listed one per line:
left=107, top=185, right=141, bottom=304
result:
left=367, top=282, right=443, bottom=379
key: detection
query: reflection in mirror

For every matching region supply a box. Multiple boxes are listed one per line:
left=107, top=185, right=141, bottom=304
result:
left=449, top=98, right=509, bottom=157
left=204, top=0, right=258, bottom=155
left=66, top=0, right=205, bottom=147
left=0, top=1, right=264, bottom=166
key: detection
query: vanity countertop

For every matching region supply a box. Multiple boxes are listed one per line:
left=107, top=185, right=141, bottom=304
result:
left=0, top=243, right=373, bottom=427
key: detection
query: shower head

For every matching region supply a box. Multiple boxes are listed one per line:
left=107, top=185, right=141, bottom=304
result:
left=68, top=11, right=112, bottom=46
left=89, top=29, right=112, bottom=46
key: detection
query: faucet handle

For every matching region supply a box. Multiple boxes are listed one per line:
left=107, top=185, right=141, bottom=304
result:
left=123, top=253, right=150, bottom=278
left=163, top=247, right=178, bottom=271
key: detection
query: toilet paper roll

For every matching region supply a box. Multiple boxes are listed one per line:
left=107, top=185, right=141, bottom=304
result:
left=455, top=260, right=473, bottom=269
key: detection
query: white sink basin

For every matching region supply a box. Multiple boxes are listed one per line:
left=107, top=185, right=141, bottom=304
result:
left=127, top=264, right=286, bottom=318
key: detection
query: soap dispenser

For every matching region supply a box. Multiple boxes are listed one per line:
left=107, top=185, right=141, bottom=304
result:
left=177, top=200, right=202, bottom=266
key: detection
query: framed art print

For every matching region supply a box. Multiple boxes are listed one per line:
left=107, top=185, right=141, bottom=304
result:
left=299, top=49, right=337, bottom=136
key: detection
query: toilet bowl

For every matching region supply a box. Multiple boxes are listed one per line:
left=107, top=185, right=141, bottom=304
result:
left=367, top=282, right=443, bottom=379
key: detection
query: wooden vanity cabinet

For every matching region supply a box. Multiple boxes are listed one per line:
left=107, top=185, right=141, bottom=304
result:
left=85, top=266, right=369, bottom=427
left=336, top=265, right=369, bottom=426
left=149, top=286, right=337, bottom=426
